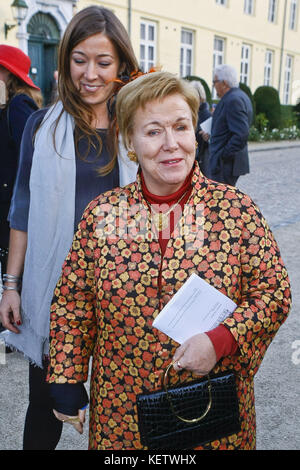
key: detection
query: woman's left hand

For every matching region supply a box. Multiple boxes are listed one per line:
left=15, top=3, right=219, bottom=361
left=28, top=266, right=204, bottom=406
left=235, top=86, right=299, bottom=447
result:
left=53, top=408, right=87, bottom=434
left=199, top=130, right=210, bottom=142
left=172, top=333, right=217, bottom=376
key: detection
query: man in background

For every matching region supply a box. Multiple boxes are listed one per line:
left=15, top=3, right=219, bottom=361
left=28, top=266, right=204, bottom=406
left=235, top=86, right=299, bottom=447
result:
left=201, top=64, right=253, bottom=186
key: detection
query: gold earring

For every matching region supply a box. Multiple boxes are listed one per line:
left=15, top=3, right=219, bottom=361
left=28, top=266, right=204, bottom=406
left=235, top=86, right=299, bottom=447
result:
left=127, top=151, right=138, bottom=163
left=195, top=141, right=198, bottom=148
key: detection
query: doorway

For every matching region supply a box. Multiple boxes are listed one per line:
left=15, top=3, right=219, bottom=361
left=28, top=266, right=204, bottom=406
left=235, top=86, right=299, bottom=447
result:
left=27, top=12, right=60, bottom=105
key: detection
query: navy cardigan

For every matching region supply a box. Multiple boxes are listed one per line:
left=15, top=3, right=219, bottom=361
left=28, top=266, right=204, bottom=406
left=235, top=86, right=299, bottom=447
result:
left=0, top=93, right=38, bottom=248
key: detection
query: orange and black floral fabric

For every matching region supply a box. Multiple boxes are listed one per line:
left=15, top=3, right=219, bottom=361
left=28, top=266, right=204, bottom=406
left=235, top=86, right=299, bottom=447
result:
left=47, top=163, right=291, bottom=450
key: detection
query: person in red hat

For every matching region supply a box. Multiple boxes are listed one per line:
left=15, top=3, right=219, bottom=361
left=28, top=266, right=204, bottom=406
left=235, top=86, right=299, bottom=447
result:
left=0, top=45, right=42, bottom=315
left=0, top=44, right=41, bottom=91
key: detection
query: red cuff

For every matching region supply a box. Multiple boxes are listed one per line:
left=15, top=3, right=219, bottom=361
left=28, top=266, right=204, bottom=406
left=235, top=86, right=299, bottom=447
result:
left=206, top=324, right=239, bottom=362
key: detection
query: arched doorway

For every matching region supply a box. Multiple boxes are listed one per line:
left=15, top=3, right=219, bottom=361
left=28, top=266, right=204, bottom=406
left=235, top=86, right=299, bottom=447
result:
left=27, top=13, right=60, bottom=105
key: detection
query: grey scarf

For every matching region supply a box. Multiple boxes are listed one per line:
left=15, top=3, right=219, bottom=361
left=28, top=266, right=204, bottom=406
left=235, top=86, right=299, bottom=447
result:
left=2, top=102, right=137, bottom=367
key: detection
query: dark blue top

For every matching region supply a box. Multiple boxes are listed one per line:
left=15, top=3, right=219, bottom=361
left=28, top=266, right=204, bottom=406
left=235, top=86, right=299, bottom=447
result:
left=195, top=101, right=212, bottom=160
left=198, top=101, right=211, bottom=127
left=9, top=108, right=119, bottom=233
left=0, top=93, right=38, bottom=247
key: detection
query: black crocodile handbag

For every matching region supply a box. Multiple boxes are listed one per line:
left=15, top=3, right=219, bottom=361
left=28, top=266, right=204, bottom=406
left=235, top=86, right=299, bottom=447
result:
left=136, top=363, right=240, bottom=450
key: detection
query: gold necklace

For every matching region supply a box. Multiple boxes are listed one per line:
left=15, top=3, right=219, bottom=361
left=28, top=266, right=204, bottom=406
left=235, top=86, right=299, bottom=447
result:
left=151, top=190, right=188, bottom=231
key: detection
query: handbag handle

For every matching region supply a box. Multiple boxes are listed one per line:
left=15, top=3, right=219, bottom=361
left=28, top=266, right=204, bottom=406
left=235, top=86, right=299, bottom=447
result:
left=163, top=362, right=212, bottom=424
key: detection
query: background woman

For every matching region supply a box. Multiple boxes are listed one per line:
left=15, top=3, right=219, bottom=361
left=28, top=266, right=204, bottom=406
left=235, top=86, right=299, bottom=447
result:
left=46, top=71, right=291, bottom=450
left=0, top=6, right=138, bottom=450
left=190, top=80, right=211, bottom=177
left=0, top=45, right=41, bottom=296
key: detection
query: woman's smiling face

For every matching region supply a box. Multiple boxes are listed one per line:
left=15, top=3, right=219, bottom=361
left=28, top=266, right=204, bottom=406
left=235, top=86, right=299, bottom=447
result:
left=70, top=32, right=120, bottom=120
left=129, top=93, right=196, bottom=196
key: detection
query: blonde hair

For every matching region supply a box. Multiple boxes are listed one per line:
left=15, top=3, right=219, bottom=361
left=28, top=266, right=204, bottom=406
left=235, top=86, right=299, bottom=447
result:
left=190, top=80, right=206, bottom=102
left=116, top=71, right=200, bottom=149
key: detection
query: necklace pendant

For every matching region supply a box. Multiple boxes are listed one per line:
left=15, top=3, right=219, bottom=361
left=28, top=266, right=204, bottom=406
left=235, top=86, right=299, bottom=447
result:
left=153, top=212, right=169, bottom=231
left=150, top=190, right=188, bottom=232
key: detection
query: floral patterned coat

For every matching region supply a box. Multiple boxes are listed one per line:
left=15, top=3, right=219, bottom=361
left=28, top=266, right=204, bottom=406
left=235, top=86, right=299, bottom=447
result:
left=47, top=164, right=291, bottom=450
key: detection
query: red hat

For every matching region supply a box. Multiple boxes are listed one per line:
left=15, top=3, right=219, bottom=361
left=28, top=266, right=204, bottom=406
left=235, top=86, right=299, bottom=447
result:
left=0, top=45, right=40, bottom=90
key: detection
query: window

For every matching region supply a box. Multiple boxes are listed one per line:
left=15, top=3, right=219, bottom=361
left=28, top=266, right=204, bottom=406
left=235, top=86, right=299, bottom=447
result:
left=264, top=50, right=273, bottom=86
left=240, top=44, right=251, bottom=85
left=180, top=29, right=194, bottom=77
left=268, top=0, right=277, bottom=22
left=289, top=0, right=298, bottom=29
left=244, top=0, right=254, bottom=15
left=216, top=0, right=227, bottom=5
left=212, top=37, right=225, bottom=98
left=140, top=20, right=156, bottom=72
left=213, top=37, right=225, bottom=70
left=283, top=55, right=293, bottom=104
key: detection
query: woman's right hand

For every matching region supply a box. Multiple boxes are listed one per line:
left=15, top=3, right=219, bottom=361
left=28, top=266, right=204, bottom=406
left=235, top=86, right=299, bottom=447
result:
left=0, top=290, right=22, bottom=334
left=0, top=229, right=27, bottom=334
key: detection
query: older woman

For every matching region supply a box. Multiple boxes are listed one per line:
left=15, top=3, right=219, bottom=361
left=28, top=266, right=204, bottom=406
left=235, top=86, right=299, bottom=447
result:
left=0, top=6, right=138, bottom=450
left=47, top=71, right=291, bottom=450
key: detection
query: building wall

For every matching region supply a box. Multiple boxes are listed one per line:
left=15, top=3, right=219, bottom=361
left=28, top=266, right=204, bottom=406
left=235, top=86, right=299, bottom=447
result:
left=78, top=0, right=300, bottom=104
left=1, top=0, right=300, bottom=104
left=0, top=0, right=20, bottom=47
left=0, top=0, right=74, bottom=52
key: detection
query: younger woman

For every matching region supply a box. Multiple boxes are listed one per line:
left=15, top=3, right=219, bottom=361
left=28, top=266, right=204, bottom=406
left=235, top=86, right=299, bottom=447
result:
left=0, top=6, right=139, bottom=450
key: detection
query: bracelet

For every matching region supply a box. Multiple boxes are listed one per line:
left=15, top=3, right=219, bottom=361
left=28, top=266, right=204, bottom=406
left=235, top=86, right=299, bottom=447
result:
left=3, top=274, right=21, bottom=282
left=3, top=274, right=21, bottom=290
left=3, top=285, right=19, bottom=292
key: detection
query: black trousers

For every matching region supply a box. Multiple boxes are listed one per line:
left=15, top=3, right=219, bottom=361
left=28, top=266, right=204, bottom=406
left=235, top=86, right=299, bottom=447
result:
left=23, top=360, right=63, bottom=450
left=211, top=160, right=239, bottom=187
left=0, top=247, right=8, bottom=333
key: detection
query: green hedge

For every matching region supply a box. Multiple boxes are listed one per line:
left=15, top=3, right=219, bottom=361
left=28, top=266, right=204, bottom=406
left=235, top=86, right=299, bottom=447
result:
left=184, top=75, right=212, bottom=105
left=294, top=100, right=300, bottom=127
left=281, top=105, right=298, bottom=128
left=239, top=82, right=255, bottom=124
left=253, top=86, right=281, bottom=129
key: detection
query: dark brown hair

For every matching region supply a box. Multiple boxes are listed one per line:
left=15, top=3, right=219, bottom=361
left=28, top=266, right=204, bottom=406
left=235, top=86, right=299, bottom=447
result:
left=56, top=6, right=139, bottom=175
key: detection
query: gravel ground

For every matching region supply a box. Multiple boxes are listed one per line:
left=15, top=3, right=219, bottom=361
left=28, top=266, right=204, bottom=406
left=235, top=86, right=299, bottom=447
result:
left=237, top=143, right=300, bottom=450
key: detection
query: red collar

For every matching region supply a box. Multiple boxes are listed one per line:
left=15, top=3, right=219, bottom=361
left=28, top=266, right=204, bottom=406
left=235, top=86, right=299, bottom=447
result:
left=141, top=170, right=193, bottom=207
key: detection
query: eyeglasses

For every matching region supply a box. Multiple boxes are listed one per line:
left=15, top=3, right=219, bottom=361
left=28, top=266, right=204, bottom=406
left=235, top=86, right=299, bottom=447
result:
left=212, top=79, right=221, bottom=85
